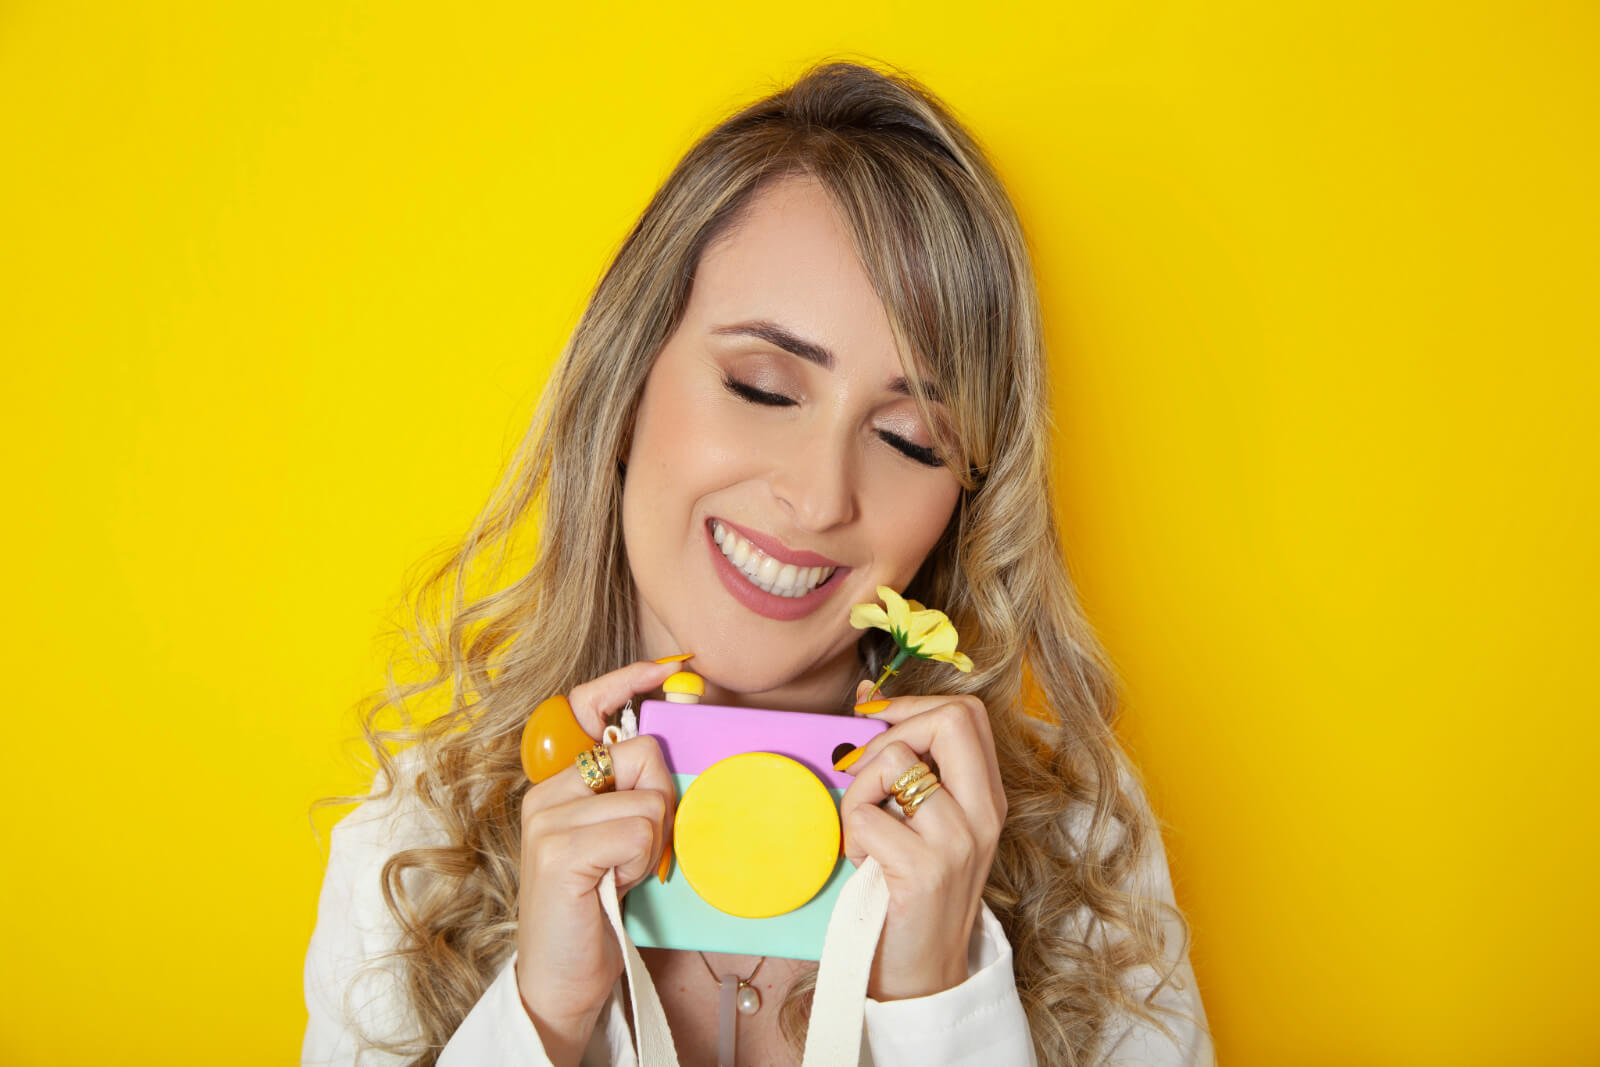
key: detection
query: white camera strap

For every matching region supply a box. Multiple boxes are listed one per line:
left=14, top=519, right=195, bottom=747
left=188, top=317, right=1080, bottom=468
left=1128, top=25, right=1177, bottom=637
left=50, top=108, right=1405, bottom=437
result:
left=797, top=856, right=889, bottom=1066
left=597, top=857, right=891, bottom=1066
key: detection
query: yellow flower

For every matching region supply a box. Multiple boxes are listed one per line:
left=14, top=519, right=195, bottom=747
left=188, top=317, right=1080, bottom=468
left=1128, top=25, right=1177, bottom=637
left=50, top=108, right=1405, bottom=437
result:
left=850, top=586, right=974, bottom=699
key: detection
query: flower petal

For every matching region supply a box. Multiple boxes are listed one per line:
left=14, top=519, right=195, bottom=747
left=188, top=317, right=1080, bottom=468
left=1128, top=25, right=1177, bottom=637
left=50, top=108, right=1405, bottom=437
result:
left=904, top=607, right=950, bottom=647
left=910, top=619, right=960, bottom=659
left=850, top=603, right=891, bottom=631
left=930, top=650, right=974, bottom=672
left=877, top=586, right=912, bottom=638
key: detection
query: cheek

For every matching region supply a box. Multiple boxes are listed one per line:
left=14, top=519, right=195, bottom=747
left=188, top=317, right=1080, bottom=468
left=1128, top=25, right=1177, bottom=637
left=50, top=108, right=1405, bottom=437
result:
left=870, top=472, right=962, bottom=579
left=625, top=378, right=765, bottom=532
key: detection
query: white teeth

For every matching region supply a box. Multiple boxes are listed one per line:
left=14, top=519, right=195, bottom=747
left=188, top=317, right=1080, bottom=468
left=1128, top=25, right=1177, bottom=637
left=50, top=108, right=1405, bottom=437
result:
left=775, top=563, right=799, bottom=595
left=712, top=521, right=835, bottom=598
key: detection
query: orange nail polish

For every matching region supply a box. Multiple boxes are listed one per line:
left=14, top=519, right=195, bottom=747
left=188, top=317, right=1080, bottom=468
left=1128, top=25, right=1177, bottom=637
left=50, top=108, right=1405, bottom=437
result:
left=853, top=699, right=891, bottom=716
left=833, top=746, right=865, bottom=772
left=657, top=846, right=673, bottom=883
left=652, top=653, right=694, bottom=664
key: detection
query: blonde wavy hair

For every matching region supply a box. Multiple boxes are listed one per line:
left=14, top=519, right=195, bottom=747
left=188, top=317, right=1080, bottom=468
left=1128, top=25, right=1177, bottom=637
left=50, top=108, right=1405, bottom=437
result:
left=329, top=58, right=1202, bottom=1065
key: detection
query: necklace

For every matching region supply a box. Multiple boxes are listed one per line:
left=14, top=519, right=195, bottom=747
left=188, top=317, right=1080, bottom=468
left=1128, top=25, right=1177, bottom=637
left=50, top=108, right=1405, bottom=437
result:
left=698, top=951, right=767, bottom=1067
left=698, top=950, right=766, bottom=1013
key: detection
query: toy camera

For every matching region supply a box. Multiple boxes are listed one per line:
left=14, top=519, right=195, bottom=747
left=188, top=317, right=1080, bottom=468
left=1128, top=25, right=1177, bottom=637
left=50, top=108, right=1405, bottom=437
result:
left=620, top=682, right=887, bottom=961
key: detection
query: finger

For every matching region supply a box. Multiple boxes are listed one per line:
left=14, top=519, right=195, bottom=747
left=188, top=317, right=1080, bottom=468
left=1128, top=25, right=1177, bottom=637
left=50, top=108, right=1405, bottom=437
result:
left=526, top=789, right=671, bottom=884
left=566, top=658, right=688, bottom=736
left=841, top=740, right=970, bottom=848
left=842, top=796, right=933, bottom=876
left=529, top=815, right=663, bottom=897
left=525, top=733, right=679, bottom=878
left=839, top=739, right=921, bottom=824
left=855, top=690, right=995, bottom=747
left=840, top=702, right=1004, bottom=834
left=851, top=689, right=996, bottom=795
left=527, top=733, right=677, bottom=809
left=527, top=788, right=669, bottom=849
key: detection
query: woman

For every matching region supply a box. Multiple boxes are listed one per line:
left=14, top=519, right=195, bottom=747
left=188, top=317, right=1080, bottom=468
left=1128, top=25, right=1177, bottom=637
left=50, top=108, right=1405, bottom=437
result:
left=303, top=60, right=1212, bottom=1066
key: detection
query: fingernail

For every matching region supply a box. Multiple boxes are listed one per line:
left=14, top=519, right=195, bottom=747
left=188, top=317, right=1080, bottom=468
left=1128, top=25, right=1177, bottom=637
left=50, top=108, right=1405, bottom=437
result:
left=653, top=653, right=693, bottom=664
left=833, top=746, right=865, bottom=772
left=657, top=846, right=673, bottom=883
left=853, top=699, right=891, bottom=716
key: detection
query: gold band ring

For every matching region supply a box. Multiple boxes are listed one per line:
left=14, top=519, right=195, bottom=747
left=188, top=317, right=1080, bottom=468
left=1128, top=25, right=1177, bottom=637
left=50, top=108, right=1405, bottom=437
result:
left=896, top=773, right=942, bottom=806
left=891, top=761, right=942, bottom=820
left=891, top=761, right=932, bottom=796
left=575, top=744, right=615, bottom=794
left=898, top=778, right=943, bottom=819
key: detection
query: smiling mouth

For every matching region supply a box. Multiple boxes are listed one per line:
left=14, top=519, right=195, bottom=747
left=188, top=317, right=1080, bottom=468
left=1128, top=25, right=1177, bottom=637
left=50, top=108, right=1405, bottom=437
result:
left=711, top=520, right=838, bottom=598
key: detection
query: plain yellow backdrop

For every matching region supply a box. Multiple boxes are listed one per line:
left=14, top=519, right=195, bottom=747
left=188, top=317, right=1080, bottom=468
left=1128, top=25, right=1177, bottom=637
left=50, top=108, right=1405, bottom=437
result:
left=3, top=1, right=1595, bottom=1063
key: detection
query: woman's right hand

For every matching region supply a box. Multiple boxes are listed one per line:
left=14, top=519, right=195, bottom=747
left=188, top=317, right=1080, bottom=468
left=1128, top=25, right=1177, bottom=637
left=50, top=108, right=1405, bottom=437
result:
left=514, top=659, right=682, bottom=1066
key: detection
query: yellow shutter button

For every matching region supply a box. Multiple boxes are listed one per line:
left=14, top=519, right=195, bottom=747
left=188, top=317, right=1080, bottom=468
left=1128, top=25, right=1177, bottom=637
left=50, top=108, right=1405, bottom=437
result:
left=673, top=752, right=841, bottom=919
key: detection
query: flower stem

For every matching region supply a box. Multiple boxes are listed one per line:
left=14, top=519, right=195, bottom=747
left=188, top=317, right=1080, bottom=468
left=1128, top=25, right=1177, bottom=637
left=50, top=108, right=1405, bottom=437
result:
left=865, top=649, right=913, bottom=702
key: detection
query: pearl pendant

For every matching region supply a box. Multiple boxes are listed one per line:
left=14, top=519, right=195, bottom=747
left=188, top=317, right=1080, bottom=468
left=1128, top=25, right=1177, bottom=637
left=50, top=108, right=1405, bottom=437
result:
left=736, top=981, right=761, bottom=1015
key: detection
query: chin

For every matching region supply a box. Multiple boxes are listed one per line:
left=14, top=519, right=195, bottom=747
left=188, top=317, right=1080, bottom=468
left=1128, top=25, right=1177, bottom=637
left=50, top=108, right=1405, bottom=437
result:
left=691, top=642, right=845, bottom=710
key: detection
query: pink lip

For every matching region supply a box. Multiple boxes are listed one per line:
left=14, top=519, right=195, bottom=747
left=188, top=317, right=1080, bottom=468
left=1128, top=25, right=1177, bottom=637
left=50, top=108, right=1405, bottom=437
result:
left=711, top=518, right=844, bottom=568
left=705, top=520, right=850, bottom=622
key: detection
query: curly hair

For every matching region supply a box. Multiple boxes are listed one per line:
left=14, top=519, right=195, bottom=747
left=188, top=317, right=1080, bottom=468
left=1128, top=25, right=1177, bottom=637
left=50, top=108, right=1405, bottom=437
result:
left=323, top=58, right=1204, bottom=1065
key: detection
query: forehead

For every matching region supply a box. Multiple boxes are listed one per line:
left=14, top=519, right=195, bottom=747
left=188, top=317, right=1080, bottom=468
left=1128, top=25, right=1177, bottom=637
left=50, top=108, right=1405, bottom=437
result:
left=688, top=177, right=900, bottom=369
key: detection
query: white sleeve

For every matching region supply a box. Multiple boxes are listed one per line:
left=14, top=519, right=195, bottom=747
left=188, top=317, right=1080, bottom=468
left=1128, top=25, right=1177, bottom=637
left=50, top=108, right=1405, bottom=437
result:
left=860, top=902, right=1038, bottom=1066
left=299, top=777, right=561, bottom=1067
left=1097, top=776, right=1216, bottom=1067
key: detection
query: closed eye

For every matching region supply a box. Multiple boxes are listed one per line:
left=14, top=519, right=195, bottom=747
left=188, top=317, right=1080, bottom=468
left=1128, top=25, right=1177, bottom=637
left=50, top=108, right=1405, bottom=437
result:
left=879, top=431, right=941, bottom=468
left=722, top=375, right=797, bottom=407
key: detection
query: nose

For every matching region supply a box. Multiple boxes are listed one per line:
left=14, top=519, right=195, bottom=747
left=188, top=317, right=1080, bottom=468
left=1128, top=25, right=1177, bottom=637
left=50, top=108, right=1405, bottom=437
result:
left=768, top=431, right=859, bottom=531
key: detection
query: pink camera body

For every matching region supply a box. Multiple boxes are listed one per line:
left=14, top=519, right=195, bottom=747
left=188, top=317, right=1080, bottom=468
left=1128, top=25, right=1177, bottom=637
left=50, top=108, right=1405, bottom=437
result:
left=620, top=698, right=887, bottom=961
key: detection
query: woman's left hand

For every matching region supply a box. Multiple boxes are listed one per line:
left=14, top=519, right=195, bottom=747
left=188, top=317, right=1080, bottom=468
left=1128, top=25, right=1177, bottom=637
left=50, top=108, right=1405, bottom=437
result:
left=836, top=683, right=1009, bottom=1001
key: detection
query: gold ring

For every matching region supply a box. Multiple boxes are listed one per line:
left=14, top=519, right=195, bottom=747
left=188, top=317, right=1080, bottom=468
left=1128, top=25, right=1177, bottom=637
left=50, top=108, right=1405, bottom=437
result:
left=575, top=744, right=615, bottom=794
left=891, top=760, right=942, bottom=820
left=896, top=773, right=941, bottom=805
left=891, top=761, right=931, bottom=796
left=898, top=778, right=943, bottom=819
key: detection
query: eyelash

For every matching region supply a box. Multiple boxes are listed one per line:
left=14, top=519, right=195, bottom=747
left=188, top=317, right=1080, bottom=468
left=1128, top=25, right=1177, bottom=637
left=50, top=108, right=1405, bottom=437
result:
left=722, top=376, right=795, bottom=408
left=721, top=375, right=944, bottom=469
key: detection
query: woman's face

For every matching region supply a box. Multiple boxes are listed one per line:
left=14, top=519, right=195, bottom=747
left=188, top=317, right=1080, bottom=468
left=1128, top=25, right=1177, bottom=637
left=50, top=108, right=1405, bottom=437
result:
left=622, top=175, right=962, bottom=708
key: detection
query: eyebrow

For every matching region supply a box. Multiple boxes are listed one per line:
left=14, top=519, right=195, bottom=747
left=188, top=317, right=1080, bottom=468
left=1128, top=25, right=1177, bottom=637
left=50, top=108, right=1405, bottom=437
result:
left=709, top=318, right=913, bottom=395
left=711, top=319, right=834, bottom=370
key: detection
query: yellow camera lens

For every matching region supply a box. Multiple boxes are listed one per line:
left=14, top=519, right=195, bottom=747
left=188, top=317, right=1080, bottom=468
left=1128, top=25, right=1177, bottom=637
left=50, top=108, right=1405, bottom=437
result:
left=673, top=752, right=840, bottom=919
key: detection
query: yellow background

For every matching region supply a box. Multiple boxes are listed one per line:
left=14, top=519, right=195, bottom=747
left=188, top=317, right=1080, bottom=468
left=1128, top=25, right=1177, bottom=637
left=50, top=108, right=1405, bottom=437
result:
left=3, top=2, right=1595, bottom=1063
